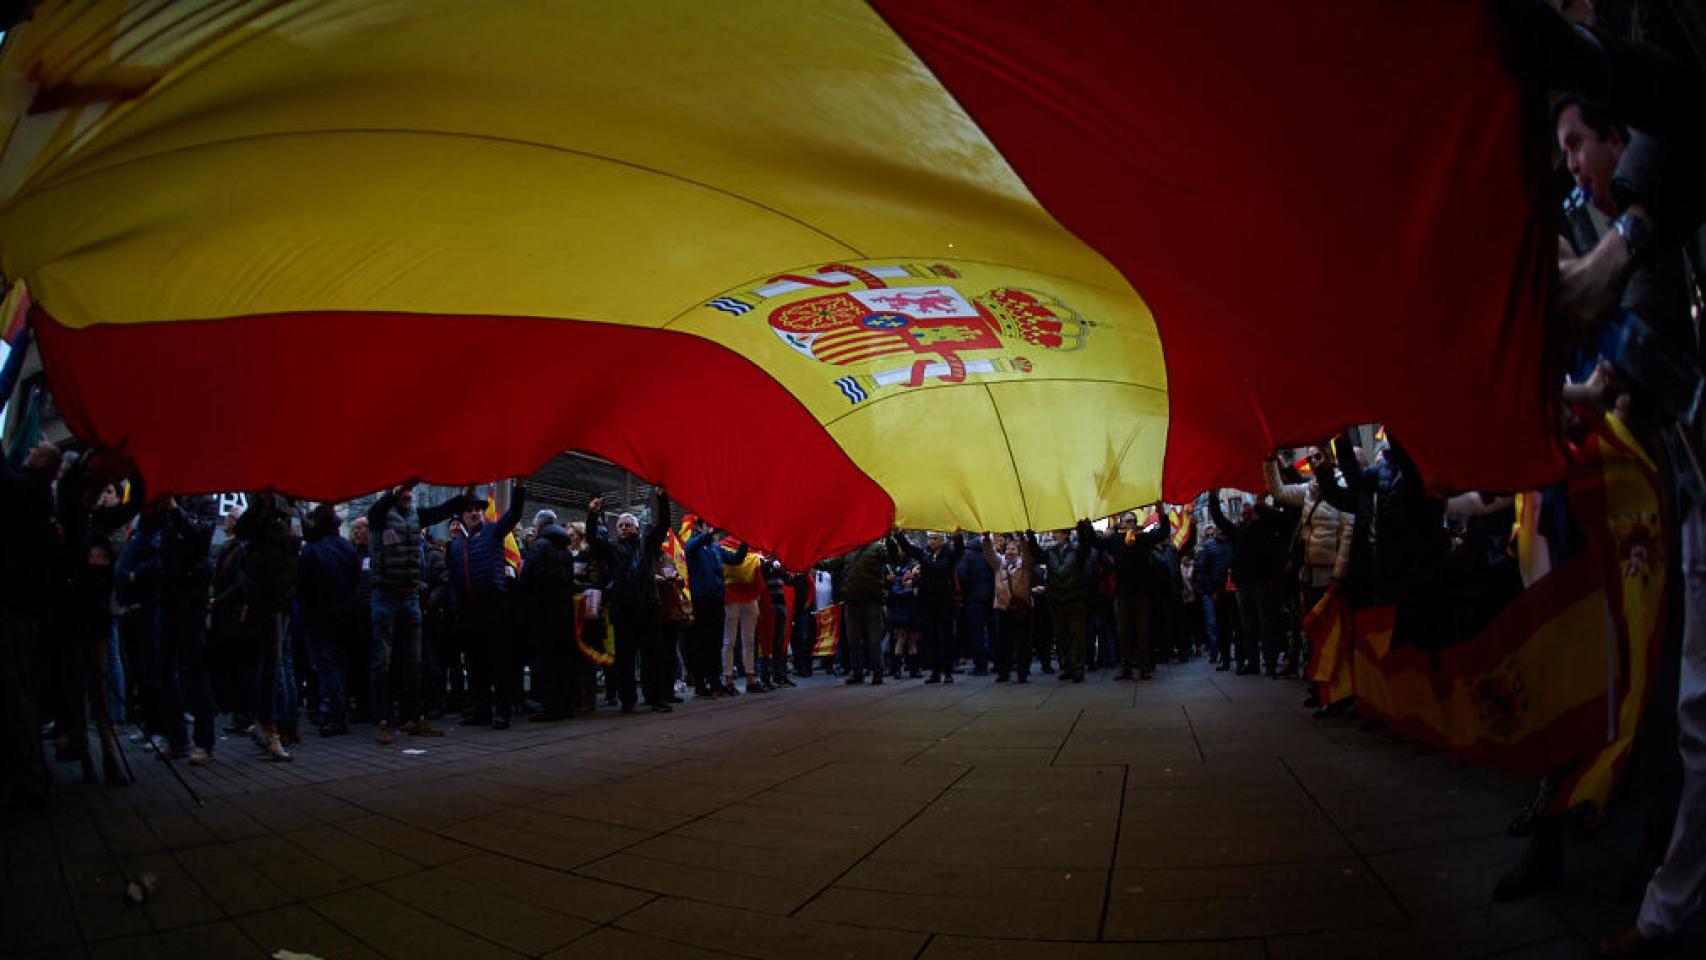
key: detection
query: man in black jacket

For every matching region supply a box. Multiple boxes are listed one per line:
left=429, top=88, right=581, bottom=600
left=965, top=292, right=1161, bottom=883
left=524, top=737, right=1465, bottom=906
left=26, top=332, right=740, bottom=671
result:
left=894, top=530, right=965, bottom=684
left=151, top=497, right=218, bottom=763
left=1207, top=493, right=1292, bottom=676
left=1082, top=509, right=1171, bottom=680
left=599, top=487, right=671, bottom=713
left=520, top=511, right=576, bottom=722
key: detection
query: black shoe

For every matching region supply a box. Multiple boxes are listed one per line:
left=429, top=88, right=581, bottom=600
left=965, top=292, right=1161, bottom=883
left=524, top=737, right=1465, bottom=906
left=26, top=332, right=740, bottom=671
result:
left=650, top=704, right=673, bottom=713
left=907, top=669, right=922, bottom=679
left=493, top=718, right=511, bottom=730
left=1312, top=700, right=1350, bottom=719
left=924, top=674, right=941, bottom=684
left=1071, top=672, right=1085, bottom=683
left=846, top=674, right=866, bottom=685
left=995, top=673, right=1009, bottom=683
left=461, top=714, right=492, bottom=727
left=1303, top=690, right=1322, bottom=709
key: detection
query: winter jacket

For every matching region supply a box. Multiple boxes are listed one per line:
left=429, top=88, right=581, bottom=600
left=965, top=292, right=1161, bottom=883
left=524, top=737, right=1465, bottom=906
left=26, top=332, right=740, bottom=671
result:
left=821, top=538, right=897, bottom=604
left=447, top=485, right=526, bottom=610
left=983, top=537, right=1034, bottom=611
left=684, top=530, right=744, bottom=601
left=298, top=531, right=358, bottom=634
left=1081, top=515, right=1170, bottom=598
left=234, top=495, right=300, bottom=612
left=893, top=534, right=964, bottom=618
left=0, top=459, right=60, bottom=613
left=367, top=491, right=458, bottom=595
left=603, top=490, right=670, bottom=618
left=762, top=558, right=787, bottom=607
left=1263, top=460, right=1354, bottom=588
left=421, top=538, right=449, bottom=615
left=1028, top=530, right=1091, bottom=611
left=520, top=522, right=576, bottom=631
left=955, top=536, right=995, bottom=604
left=886, top=576, right=918, bottom=628
left=1192, top=536, right=1233, bottom=597
left=1208, top=495, right=1291, bottom=587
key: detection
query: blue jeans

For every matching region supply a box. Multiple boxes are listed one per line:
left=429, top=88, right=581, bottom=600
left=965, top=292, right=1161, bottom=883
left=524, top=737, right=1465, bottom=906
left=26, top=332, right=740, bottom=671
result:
left=1201, top=594, right=1221, bottom=661
left=371, top=592, right=423, bottom=725
left=106, top=620, right=127, bottom=726
left=303, top=613, right=346, bottom=726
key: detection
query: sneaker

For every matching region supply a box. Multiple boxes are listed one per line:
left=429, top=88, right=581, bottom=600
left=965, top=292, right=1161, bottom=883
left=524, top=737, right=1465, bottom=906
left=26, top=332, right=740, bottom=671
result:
left=264, top=735, right=292, bottom=762
left=187, top=747, right=212, bottom=766
left=405, top=720, right=446, bottom=737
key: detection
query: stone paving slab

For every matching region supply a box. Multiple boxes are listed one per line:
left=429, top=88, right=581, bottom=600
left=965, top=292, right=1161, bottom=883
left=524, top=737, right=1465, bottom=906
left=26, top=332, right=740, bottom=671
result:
left=9, top=656, right=1692, bottom=958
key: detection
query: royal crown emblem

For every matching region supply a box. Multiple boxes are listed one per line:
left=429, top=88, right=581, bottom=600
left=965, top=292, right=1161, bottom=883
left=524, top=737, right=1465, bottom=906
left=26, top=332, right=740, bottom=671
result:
left=704, top=260, right=1091, bottom=404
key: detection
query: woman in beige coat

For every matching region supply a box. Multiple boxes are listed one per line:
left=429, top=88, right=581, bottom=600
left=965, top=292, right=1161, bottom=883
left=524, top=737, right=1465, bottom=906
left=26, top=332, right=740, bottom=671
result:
left=983, top=534, right=1036, bottom=683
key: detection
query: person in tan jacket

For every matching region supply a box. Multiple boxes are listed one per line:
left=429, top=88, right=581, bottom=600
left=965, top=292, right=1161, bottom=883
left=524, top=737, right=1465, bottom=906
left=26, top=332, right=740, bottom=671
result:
left=983, top=533, right=1036, bottom=682
left=1263, top=450, right=1354, bottom=676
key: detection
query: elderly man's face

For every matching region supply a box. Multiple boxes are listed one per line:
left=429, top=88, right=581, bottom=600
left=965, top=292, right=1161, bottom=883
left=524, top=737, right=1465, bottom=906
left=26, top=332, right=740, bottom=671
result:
left=617, top=516, right=639, bottom=540
left=350, top=517, right=369, bottom=545
left=926, top=533, right=944, bottom=549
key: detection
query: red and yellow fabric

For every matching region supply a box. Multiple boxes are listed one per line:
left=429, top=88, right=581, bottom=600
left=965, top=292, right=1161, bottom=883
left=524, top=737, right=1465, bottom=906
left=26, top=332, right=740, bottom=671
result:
left=812, top=605, right=842, bottom=658
left=482, top=485, right=523, bottom=574
left=573, top=594, right=614, bottom=668
left=1165, top=505, right=1194, bottom=553
left=0, top=1, right=1558, bottom=568
left=1305, top=414, right=1665, bottom=821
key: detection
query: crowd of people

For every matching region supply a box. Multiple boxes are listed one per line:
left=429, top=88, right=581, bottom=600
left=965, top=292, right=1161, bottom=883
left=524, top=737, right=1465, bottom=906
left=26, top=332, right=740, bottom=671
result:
left=0, top=1, right=1703, bottom=954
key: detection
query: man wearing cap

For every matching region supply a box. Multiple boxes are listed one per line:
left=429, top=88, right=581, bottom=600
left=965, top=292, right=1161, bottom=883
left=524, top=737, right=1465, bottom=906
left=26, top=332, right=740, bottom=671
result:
left=445, top=483, right=527, bottom=728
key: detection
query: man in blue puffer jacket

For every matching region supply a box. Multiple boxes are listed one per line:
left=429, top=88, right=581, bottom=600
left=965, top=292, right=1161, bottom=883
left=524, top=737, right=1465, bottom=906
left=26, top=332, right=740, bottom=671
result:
left=447, top=484, right=526, bottom=728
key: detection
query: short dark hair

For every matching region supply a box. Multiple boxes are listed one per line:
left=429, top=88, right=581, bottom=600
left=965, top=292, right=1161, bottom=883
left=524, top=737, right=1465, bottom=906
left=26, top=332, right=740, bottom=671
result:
left=1552, top=93, right=1626, bottom=143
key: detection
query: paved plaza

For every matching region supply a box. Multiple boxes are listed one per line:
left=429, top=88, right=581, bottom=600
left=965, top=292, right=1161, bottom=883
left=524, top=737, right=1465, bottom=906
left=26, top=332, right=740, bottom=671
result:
left=1, top=661, right=1675, bottom=959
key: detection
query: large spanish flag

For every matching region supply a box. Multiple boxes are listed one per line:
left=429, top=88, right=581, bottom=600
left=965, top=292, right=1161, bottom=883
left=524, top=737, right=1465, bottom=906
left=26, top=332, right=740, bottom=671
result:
left=0, top=1, right=1558, bottom=567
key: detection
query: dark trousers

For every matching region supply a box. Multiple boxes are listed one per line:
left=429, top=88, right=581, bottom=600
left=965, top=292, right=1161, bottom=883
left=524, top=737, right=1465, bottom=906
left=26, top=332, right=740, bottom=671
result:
left=1238, top=580, right=1279, bottom=669
left=371, top=591, right=422, bottom=724
left=252, top=608, right=288, bottom=728
left=995, top=607, right=1032, bottom=678
left=959, top=602, right=992, bottom=670
left=613, top=610, right=665, bottom=708
left=462, top=594, right=513, bottom=721
left=535, top=613, right=575, bottom=717
left=768, top=602, right=790, bottom=678
left=1052, top=602, right=1089, bottom=676
left=156, top=600, right=216, bottom=751
left=1116, top=593, right=1154, bottom=672
left=303, top=617, right=346, bottom=725
left=689, top=595, right=723, bottom=682
left=923, top=613, right=954, bottom=677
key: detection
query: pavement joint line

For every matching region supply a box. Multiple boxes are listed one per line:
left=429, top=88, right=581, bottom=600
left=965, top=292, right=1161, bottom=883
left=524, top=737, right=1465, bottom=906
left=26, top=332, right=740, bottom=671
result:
left=568, top=756, right=839, bottom=873
left=785, top=765, right=974, bottom=919
left=1049, top=708, right=1085, bottom=767
left=912, top=931, right=936, bottom=960
left=1181, top=704, right=1207, bottom=763
left=1278, top=755, right=1413, bottom=922
left=900, top=711, right=986, bottom=766
left=1095, top=763, right=1130, bottom=941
